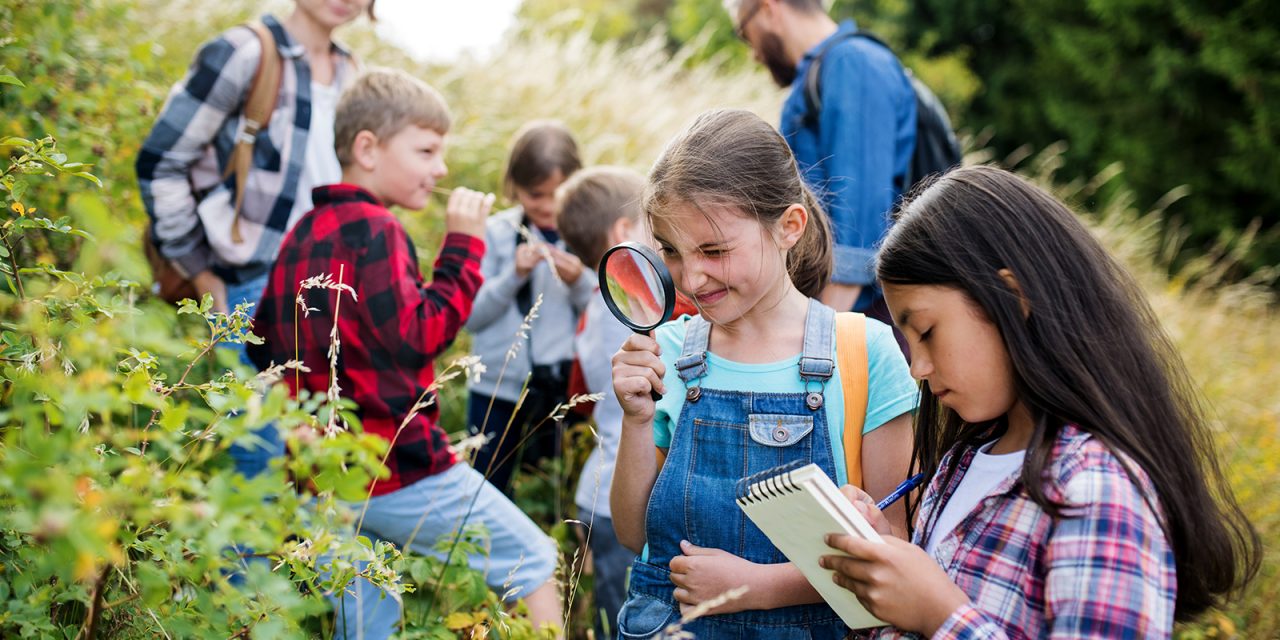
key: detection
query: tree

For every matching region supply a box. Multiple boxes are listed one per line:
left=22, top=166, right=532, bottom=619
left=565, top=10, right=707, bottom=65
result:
left=901, top=0, right=1280, bottom=272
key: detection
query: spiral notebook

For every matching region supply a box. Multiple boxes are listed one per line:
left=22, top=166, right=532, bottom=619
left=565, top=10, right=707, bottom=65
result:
left=735, top=462, right=887, bottom=630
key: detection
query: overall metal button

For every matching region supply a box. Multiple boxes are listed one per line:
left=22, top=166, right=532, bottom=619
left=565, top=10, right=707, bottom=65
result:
left=772, top=426, right=789, bottom=443
left=806, top=392, right=824, bottom=410
left=686, top=386, right=702, bottom=403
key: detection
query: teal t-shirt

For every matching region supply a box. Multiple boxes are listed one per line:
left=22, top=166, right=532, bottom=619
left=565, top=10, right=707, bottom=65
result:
left=652, top=314, right=919, bottom=485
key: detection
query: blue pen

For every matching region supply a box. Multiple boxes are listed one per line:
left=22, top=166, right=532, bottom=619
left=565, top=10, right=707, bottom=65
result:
left=876, top=473, right=926, bottom=511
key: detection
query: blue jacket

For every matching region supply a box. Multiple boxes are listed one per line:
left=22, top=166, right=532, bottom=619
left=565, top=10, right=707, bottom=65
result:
left=781, top=20, right=916, bottom=289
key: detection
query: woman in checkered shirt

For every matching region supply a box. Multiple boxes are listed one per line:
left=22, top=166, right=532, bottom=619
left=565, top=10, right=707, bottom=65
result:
left=820, top=166, right=1260, bottom=639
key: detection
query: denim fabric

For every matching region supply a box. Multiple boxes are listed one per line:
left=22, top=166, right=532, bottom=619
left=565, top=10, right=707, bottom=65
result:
left=222, top=272, right=283, bottom=479
left=330, top=462, right=559, bottom=639
left=467, top=391, right=560, bottom=495
left=617, top=305, right=849, bottom=639
left=779, top=20, right=917, bottom=288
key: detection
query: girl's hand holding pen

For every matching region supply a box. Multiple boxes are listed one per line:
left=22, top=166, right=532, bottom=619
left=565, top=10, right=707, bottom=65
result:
left=838, top=485, right=895, bottom=537
left=825, top=474, right=965, bottom=635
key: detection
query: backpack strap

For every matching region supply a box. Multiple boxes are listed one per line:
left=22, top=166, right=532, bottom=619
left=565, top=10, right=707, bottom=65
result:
left=802, top=29, right=893, bottom=127
left=835, top=311, right=869, bottom=488
left=802, top=30, right=856, bottom=128
left=222, top=21, right=283, bottom=244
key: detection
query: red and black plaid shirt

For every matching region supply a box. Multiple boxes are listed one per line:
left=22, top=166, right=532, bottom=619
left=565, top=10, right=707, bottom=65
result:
left=247, top=184, right=485, bottom=495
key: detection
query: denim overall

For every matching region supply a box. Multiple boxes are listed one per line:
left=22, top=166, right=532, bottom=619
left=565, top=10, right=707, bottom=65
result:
left=616, top=301, right=847, bottom=640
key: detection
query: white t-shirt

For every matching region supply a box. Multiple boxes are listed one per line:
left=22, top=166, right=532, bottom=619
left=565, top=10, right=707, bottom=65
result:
left=291, top=81, right=343, bottom=222
left=925, top=441, right=1026, bottom=557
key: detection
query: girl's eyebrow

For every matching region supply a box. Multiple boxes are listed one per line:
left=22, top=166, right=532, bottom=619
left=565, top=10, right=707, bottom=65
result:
left=895, top=308, right=913, bottom=328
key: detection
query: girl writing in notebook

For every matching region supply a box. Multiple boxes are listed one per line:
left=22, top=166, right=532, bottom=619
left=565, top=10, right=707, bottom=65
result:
left=820, top=166, right=1260, bottom=637
left=609, top=109, right=918, bottom=638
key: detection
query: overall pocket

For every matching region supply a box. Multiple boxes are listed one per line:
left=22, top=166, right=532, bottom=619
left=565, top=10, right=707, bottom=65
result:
left=748, top=413, right=815, bottom=448
left=616, top=593, right=678, bottom=639
left=746, top=413, right=816, bottom=474
left=743, top=413, right=817, bottom=564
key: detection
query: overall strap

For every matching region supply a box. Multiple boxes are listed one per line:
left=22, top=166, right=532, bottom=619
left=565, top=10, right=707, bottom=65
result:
left=674, top=316, right=711, bottom=384
left=835, top=312, right=869, bottom=487
left=798, top=300, right=836, bottom=410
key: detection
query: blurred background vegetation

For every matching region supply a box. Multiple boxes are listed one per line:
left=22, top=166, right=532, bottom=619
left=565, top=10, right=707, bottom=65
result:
left=0, top=0, right=1276, bottom=637
left=521, top=0, right=1280, bottom=278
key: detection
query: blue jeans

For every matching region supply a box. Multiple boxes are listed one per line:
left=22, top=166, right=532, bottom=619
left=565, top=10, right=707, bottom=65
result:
left=467, top=391, right=559, bottom=495
left=222, top=273, right=283, bottom=479
left=329, top=463, right=558, bottom=639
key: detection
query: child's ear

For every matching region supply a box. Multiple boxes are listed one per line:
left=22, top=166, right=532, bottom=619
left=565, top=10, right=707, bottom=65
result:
left=776, top=203, right=807, bottom=250
left=350, top=130, right=380, bottom=172
left=609, top=217, right=634, bottom=245
left=998, top=268, right=1032, bottom=319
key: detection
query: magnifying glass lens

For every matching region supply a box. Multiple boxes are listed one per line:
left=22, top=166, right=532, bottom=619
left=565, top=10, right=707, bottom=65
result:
left=603, top=248, right=668, bottom=329
left=599, top=243, right=678, bottom=401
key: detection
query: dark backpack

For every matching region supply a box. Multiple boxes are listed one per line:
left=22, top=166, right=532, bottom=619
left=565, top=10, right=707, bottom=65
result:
left=803, top=30, right=962, bottom=193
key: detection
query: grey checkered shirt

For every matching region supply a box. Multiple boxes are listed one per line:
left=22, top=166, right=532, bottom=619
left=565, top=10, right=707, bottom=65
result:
left=136, top=14, right=355, bottom=284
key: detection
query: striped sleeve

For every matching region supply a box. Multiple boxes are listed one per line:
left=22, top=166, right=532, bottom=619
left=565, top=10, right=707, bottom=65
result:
left=135, top=28, right=259, bottom=277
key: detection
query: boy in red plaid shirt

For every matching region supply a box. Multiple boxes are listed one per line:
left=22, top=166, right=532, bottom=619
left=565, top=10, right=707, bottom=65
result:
left=247, top=68, right=561, bottom=639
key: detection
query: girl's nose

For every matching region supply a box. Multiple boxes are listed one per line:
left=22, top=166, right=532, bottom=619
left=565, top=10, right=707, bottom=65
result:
left=908, top=350, right=932, bottom=382
left=678, top=261, right=706, bottom=294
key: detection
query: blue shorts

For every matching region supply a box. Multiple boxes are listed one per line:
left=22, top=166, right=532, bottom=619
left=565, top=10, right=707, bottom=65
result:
left=356, top=461, right=557, bottom=599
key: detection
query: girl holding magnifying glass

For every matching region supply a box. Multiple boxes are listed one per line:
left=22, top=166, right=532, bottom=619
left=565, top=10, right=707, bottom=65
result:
left=609, top=109, right=918, bottom=638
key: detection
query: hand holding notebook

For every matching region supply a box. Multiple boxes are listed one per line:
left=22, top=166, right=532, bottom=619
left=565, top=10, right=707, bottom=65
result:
left=735, top=462, right=888, bottom=630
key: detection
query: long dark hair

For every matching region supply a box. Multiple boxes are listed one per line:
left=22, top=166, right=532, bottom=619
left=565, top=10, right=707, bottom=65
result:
left=644, top=109, right=833, bottom=298
left=877, top=165, right=1259, bottom=620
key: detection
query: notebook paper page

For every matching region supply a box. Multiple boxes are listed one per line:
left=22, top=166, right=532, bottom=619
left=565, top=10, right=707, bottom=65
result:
left=737, top=464, right=887, bottom=630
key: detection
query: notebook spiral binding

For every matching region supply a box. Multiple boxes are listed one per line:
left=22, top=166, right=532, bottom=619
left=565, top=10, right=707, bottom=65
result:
left=734, top=459, right=808, bottom=504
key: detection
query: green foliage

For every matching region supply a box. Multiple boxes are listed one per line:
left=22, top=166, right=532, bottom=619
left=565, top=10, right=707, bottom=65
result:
left=517, top=0, right=650, bottom=45
left=0, top=45, right=538, bottom=633
left=0, top=112, right=412, bottom=637
left=3, top=0, right=1276, bottom=637
left=899, top=0, right=1280, bottom=274
left=396, top=525, right=558, bottom=639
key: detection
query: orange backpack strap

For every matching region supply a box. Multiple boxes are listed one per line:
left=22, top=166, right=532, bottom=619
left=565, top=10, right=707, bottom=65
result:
left=222, top=21, right=283, bottom=244
left=836, top=312, right=869, bottom=488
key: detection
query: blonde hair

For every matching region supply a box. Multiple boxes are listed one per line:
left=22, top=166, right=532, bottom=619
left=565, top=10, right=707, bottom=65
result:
left=644, top=109, right=833, bottom=298
left=556, top=166, right=645, bottom=269
left=334, top=67, right=451, bottom=166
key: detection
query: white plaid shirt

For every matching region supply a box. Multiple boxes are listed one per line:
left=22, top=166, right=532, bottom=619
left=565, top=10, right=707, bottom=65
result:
left=136, top=15, right=355, bottom=283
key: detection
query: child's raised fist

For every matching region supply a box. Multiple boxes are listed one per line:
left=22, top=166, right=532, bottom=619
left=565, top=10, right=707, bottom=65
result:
left=445, top=187, right=494, bottom=239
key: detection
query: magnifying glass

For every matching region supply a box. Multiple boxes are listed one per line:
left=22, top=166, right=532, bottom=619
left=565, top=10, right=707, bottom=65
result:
left=598, top=241, right=677, bottom=400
